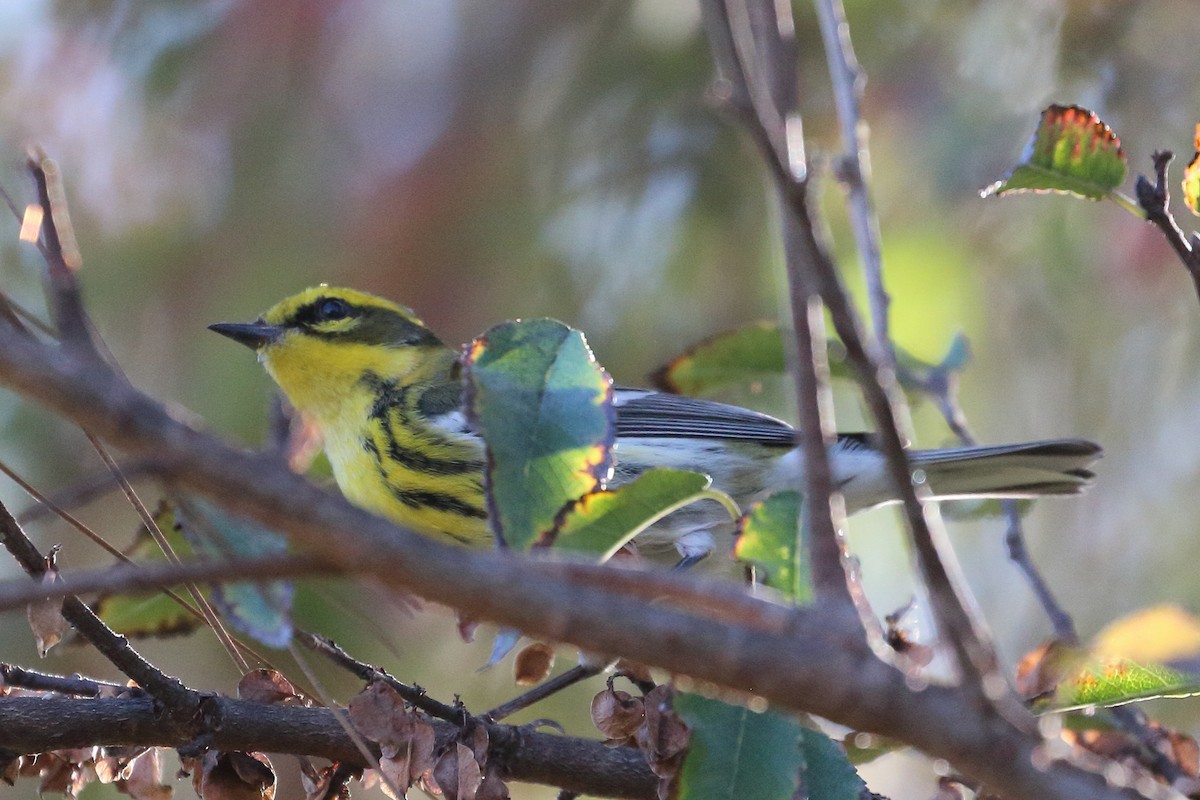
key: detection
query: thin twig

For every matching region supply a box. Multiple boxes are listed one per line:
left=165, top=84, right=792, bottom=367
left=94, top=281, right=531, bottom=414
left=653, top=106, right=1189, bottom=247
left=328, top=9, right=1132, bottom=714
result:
left=295, top=631, right=470, bottom=726
left=1135, top=150, right=1200, bottom=302
left=0, top=663, right=144, bottom=698
left=812, top=0, right=893, bottom=368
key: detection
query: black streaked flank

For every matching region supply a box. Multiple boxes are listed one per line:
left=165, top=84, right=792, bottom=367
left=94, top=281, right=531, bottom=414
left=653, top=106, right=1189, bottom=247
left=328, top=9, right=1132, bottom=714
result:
left=387, top=486, right=487, bottom=519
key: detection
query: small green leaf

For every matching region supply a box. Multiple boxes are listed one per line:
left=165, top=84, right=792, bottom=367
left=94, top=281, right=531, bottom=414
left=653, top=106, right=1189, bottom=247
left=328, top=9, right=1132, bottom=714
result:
left=553, top=468, right=739, bottom=560
left=734, top=491, right=809, bottom=602
left=981, top=104, right=1127, bottom=200
left=1183, top=123, right=1200, bottom=216
left=174, top=496, right=293, bottom=649
left=463, top=319, right=614, bottom=551
left=675, top=693, right=803, bottom=800
left=94, top=502, right=202, bottom=638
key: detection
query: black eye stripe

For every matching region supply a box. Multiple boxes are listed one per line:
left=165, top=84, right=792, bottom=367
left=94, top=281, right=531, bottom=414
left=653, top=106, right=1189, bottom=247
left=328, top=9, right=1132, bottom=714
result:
left=291, top=297, right=357, bottom=327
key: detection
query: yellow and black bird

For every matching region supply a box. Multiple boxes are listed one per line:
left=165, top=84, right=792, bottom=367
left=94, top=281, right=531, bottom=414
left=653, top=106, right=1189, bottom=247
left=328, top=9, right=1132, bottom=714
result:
left=211, top=286, right=1101, bottom=561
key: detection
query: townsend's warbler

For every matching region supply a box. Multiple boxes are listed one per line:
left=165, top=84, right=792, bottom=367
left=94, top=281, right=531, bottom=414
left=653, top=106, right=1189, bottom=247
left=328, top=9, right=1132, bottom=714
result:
left=210, top=286, right=1100, bottom=561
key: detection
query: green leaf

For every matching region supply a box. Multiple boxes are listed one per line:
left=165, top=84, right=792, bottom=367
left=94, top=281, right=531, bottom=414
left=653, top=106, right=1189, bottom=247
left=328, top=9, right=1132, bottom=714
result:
left=174, top=496, right=293, bottom=649
left=1049, top=659, right=1200, bottom=711
left=649, top=321, right=969, bottom=405
left=94, top=502, right=203, bottom=638
left=734, top=491, right=810, bottom=602
left=675, top=693, right=804, bottom=800
left=981, top=104, right=1127, bottom=200
left=553, top=468, right=739, bottom=560
left=675, top=694, right=866, bottom=800
left=799, top=727, right=869, bottom=800
left=649, top=321, right=791, bottom=395
left=463, top=318, right=614, bottom=551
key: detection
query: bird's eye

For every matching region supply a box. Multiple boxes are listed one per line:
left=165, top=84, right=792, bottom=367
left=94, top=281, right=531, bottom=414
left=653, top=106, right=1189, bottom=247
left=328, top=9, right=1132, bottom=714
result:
left=316, top=298, right=349, bottom=321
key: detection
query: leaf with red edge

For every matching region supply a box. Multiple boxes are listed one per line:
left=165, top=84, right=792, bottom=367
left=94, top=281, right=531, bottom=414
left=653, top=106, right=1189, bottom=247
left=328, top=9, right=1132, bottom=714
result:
left=982, top=104, right=1127, bottom=200
left=1184, top=123, right=1200, bottom=216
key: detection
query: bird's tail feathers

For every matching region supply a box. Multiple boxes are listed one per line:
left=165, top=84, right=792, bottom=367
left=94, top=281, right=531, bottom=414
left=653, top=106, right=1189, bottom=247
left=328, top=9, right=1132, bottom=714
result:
left=910, top=439, right=1100, bottom=500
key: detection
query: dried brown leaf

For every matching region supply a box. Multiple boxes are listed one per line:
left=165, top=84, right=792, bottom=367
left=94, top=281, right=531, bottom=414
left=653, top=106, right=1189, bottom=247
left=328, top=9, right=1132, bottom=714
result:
left=28, top=569, right=68, bottom=656
left=475, top=765, right=510, bottom=800
left=348, top=680, right=438, bottom=790
left=377, top=723, right=436, bottom=797
left=429, top=743, right=482, bottom=800
left=637, top=684, right=689, bottom=795
left=513, top=643, right=555, bottom=686
left=591, top=688, right=644, bottom=741
left=237, top=669, right=302, bottom=705
left=192, top=751, right=275, bottom=800
left=117, top=750, right=173, bottom=800
left=36, top=750, right=95, bottom=797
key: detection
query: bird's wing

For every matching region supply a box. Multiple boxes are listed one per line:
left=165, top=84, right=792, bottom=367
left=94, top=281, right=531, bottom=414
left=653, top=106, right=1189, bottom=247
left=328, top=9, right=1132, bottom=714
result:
left=613, top=388, right=798, bottom=446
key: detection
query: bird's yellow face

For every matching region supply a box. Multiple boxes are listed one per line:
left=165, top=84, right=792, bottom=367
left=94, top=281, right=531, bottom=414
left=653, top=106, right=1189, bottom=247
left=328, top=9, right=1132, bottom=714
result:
left=211, top=286, right=449, bottom=426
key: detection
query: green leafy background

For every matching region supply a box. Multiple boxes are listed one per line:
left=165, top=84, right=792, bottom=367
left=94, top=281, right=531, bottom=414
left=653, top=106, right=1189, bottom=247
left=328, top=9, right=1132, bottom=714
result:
left=1, top=2, right=1199, bottom=797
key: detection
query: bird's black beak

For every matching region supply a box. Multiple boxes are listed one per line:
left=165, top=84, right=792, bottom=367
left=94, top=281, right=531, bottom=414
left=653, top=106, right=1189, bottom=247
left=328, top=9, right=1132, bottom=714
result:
left=208, top=320, right=285, bottom=350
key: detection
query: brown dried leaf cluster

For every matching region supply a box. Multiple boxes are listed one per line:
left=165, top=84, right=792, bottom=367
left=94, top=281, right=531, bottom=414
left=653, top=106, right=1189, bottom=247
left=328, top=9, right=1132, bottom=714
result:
left=3, top=746, right=172, bottom=800
left=350, top=681, right=509, bottom=800
left=184, top=751, right=276, bottom=800
left=591, top=684, right=689, bottom=800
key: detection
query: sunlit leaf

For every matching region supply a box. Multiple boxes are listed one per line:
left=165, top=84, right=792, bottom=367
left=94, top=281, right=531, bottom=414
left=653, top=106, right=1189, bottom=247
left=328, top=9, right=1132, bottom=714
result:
left=649, top=321, right=798, bottom=395
left=981, top=104, right=1126, bottom=200
left=734, top=491, right=809, bottom=602
left=553, top=468, right=738, bottom=560
left=463, top=318, right=614, bottom=551
left=175, top=496, right=293, bottom=649
left=1053, top=659, right=1200, bottom=711
left=1184, top=123, right=1200, bottom=216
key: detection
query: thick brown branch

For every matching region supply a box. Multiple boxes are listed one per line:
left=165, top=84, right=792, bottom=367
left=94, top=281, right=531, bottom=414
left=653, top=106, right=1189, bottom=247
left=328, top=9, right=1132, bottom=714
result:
left=0, top=695, right=657, bottom=800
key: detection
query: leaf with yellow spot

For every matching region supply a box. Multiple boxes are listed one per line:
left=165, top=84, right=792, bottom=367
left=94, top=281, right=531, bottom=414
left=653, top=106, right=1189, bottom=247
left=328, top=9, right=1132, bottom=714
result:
left=463, top=318, right=614, bottom=551
left=1183, top=123, right=1200, bottom=216
left=734, top=491, right=809, bottom=602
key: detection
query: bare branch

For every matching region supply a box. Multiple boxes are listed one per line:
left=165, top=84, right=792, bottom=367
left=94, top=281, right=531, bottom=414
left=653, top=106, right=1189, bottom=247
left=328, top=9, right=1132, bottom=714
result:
left=0, top=695, right=659, bottom=800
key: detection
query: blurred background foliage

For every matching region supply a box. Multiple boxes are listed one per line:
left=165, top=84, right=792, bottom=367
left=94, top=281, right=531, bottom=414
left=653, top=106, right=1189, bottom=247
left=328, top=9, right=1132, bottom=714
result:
left=2, top=0, right=1200, bottom=796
